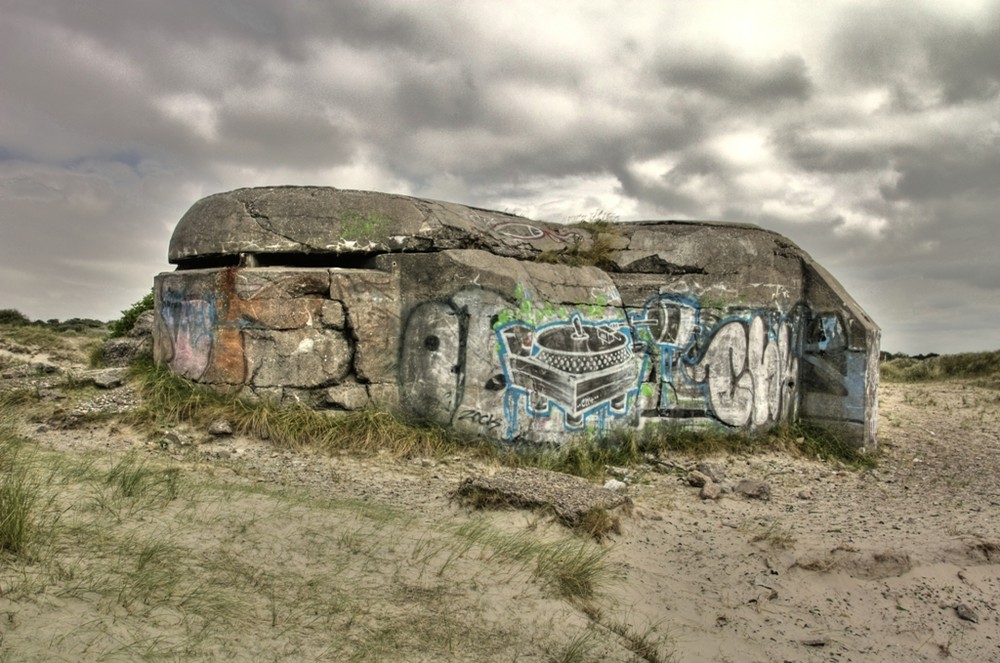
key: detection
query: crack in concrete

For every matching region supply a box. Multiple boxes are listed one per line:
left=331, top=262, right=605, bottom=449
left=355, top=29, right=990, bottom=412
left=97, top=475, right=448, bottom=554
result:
left=242, top=198, right=325, bottom=252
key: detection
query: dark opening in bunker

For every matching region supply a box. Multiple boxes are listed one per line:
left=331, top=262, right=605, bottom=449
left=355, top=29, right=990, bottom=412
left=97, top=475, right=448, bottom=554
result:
left=174, top=252, right=385, bottom=271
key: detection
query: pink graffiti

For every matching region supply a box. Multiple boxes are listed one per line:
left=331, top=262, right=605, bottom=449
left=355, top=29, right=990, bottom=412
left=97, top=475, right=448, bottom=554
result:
left=159, top=294, right=216, bottom=380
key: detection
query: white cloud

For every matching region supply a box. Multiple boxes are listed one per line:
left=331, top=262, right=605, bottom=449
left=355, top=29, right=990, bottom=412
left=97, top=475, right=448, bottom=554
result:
left=156, top=93, right=219, bottom=141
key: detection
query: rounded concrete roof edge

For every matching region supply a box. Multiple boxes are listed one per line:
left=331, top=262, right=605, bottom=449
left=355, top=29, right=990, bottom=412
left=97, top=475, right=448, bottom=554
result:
left=167, top=186, right=795, bottom=263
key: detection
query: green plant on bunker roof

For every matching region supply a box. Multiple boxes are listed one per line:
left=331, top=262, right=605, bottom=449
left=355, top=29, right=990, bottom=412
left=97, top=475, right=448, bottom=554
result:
left=340, top=210, right=392, bottom=243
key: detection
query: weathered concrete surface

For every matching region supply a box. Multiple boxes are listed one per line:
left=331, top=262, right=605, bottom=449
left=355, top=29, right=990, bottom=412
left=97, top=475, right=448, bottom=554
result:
left=169, top=186, right=575, bottom=264
left=453, top=468, right=631, bottom=527
left=155, top=186, right=880, bottom=447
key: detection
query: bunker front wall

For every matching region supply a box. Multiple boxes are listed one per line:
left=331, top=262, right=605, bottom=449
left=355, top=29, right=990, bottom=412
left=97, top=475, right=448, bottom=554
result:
left=153, top=240, right=878, bottom=447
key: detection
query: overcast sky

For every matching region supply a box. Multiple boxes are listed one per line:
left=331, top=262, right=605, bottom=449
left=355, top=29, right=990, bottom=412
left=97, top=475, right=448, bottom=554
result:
left=1, top=0, right=998, bottom=354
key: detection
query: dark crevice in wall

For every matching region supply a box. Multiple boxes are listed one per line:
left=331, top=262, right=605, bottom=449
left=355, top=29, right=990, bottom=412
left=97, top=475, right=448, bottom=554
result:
left=619, top=254, right=707, bottom=275
left=175, top=253, right=385, bottom=270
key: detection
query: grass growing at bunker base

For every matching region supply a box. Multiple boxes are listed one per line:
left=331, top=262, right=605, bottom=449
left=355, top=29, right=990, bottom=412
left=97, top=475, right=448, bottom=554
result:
left=504, top=419, right=878, bottom=480
left=127, top=358, right=480, bottom=459
left=130, top=357, right=876, bottom=481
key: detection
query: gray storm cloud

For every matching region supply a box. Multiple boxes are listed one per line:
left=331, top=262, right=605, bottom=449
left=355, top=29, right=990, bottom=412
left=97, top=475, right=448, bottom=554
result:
left=0, top=0, right=998, bottom=353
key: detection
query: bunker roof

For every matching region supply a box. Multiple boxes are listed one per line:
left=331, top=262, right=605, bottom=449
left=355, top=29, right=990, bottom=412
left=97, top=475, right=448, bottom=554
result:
left=168, top=185, right=789, bottom=272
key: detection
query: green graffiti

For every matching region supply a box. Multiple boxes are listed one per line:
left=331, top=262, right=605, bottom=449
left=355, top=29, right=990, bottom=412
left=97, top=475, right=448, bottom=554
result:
left=500, top=281, right=622, bottom=328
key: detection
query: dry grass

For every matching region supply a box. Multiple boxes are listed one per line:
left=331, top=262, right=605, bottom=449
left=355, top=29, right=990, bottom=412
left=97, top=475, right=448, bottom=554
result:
left=127, top=359, right=486, bottom=460
left=0, top=379, right=647, bottom=661
left=750, top=522, right=797, bottom=550
left=0, top=446, right=624, bottom=659
left=881, top=349, right=1000, bottom=384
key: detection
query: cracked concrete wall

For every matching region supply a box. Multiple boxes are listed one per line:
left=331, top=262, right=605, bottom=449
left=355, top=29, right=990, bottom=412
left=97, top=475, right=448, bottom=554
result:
left=154, top=186, right=879, bottom=447
left=153, top=267, right=394, bottom=410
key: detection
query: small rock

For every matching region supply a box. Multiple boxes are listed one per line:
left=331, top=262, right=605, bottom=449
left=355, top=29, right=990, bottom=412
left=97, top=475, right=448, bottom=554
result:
left=128, top=310, right=156, bottom=337
left=955, top=603, right=979, bottom=623
left=324, top=383, right=370, bottom=410
left=700, top=482, right=722, bottom=500
left=687, top=470, right=711, bottom=487
left=603, top=479, right=628, bottom=492
left=796, top=488, right=814, bottom=500
left=607, top=466, right=631, bottom=481
left=735, top=479, right=771, bottom=500
left=164, top=430, right=194, bottom=448
left=208, top=419, right=234, bottom=436
left=101, top=337, right=151, bottom=366
left=696, top=462, right=727, bottom=482
left=89, top=368, right=127, bottom=389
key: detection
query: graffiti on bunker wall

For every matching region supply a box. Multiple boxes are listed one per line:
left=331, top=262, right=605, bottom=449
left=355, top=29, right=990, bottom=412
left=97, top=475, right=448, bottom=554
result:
left=158, top=288, right=218, bottom=380
left=495, top=313, right=645, bottom=434
left=631, top=297, right=799, bottom=429
left=686, top=314, right=798, bottom=428
left=156, top=270, right=865, bottom=443
left=800, top=311, right=869, bottom=426
left=490, top=289, right=804, bottom=440
left=629, top=295, right=704, bottom=417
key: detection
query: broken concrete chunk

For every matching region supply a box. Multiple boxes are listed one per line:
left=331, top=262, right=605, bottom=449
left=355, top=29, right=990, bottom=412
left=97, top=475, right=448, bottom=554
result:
left=128, top=310, right=156, bottom=337
left=955, top=603, right=979, bottom=623
left=454, top=468, right=631, bottom=527
left=101, top=337, right=151, bottom=366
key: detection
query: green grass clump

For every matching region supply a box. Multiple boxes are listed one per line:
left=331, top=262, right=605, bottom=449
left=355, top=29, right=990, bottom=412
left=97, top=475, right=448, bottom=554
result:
left=503, top=419, right=875, bottom=481
left=504, top=425, right=758, bottom=481
left=0, top=442, right=39, bottom=557
left=107, top=291, right=154, bottom=338
left=536, top=232, right=618, bottom=270
left=535, top=209, right=622, bottom=269
left=777, top=421, right=878, bottom=469
left=0, top=400, right=40, bottom=557
left=105, top=452, right=180, bottom=500
left=450, top=519, right=611, bottom=601
left=129, top=355, right=875, bottom=478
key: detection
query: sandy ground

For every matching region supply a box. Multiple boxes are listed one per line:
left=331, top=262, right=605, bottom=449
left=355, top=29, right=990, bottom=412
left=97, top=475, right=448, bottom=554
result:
left=2, top=337, right=999, bottom=662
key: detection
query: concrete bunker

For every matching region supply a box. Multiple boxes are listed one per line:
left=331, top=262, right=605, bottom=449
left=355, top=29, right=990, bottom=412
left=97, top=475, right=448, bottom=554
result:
left=154, top=186, right=879, bottom=447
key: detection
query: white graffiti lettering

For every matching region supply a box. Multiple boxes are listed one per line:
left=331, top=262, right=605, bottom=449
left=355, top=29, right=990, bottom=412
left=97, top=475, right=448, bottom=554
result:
left=689, top=316, right=797, bottom=428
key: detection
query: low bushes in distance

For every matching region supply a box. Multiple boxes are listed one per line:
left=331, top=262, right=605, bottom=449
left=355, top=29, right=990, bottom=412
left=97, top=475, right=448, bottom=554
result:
left=881, top=349, right=1000, bottom=384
